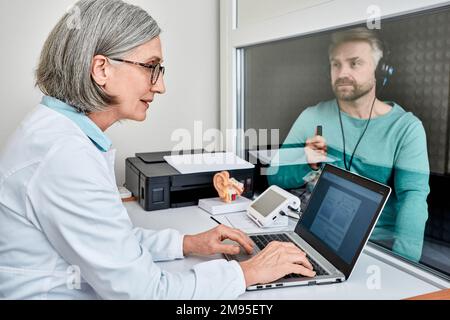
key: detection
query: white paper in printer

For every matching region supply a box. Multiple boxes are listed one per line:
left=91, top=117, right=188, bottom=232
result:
left=164, top=152, right=254, bottom=174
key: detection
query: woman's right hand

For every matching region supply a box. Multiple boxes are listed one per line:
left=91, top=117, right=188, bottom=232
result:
left=239, top=241, right=316, bottom=287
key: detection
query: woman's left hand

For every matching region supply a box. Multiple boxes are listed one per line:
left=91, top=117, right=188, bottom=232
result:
left=183, top=225, right=254, bottom=256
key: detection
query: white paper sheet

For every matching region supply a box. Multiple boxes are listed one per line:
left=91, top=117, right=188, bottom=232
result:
left=164, top=152, right=254, bottom=174
left=214, top=211, right=297, bottom=234
left=248, top=148, right=337, bottom=166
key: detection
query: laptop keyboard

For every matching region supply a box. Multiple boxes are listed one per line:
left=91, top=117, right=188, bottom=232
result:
left=249, top=234, right=329, bottom=277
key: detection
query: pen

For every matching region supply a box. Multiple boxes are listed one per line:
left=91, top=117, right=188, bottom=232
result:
left=316, top=125, right=322, bottom=137
left=210, top=216, right=222, bottom=225
left=316, top=125, right=324, bottom=170
left=280, top=210, right=300, bottom=220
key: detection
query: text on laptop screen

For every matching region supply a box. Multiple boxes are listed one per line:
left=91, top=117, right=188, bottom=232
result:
left=300, top=171, right=383, bottom=264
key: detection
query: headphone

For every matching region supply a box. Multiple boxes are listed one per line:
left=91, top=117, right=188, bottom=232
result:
left=374, top=40, right=395, bottom=90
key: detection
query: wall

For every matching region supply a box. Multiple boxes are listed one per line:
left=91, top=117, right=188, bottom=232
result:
left=0, top=0, right=220, bottom=185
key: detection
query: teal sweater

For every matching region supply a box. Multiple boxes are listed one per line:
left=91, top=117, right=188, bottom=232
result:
left=267, top=100, right=430, bottom=262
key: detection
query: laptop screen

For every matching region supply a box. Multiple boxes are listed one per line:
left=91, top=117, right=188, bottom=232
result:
left=298, top=168, right=386, bottom=265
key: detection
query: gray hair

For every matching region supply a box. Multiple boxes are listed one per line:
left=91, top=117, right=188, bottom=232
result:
left=36, top=0, right=160, bottom=113
left=328, top=27, right=384, bottom=69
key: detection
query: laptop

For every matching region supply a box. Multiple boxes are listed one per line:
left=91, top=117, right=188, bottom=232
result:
left=224, top=164, right=391, bottom=290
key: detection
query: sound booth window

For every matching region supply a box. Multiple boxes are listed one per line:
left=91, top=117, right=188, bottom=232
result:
left=241, top=5, right=450, bottom=279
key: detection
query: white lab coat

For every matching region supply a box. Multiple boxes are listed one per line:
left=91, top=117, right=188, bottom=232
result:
left=0, top=104, right=246, bottom=299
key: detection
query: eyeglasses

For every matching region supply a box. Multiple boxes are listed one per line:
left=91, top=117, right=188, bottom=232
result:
left=110, top=58, right=165, bottom=85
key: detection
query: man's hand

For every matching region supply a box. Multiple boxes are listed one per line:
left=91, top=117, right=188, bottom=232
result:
left=183, top=225, right=254, bottom=256
left=239, top=241, right=316, bottom=287
left=305, top=127, right=328, bottom=170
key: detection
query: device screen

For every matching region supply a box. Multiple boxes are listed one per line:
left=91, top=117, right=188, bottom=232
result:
left=251, top=189, right=287, bottom=217
left=300, top=171, right=383, bottom=264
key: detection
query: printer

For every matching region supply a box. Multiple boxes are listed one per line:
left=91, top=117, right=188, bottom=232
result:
left=125, top=151, right=255, bottom=211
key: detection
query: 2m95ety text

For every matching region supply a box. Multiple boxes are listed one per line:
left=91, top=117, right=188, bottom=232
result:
left=176, top=304, right=273, bottom=317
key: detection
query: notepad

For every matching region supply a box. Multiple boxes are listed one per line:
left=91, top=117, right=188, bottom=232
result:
left=248, top=148, right=337, bottom=166
left=214, top=211, right=296, bottom=234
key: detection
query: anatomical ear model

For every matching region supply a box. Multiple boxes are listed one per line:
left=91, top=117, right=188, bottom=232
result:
left=213, top=171, right=244, bottom=203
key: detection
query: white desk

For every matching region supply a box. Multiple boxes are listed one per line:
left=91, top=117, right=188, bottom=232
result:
left=125, top=201, right=449, bottom=300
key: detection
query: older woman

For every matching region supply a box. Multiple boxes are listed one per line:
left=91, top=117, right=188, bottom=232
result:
left=0, top=0, right=314, bottom=299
